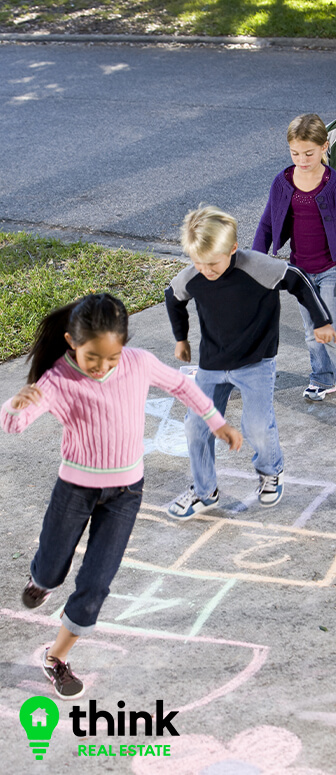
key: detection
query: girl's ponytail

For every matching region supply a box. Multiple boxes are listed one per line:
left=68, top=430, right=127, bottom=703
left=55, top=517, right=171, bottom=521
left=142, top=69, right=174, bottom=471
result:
left=27, top=301, right=78, bottom=383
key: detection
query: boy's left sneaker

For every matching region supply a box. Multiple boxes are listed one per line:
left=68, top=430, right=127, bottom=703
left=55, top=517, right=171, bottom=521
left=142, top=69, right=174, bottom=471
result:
left=257, top=471, right=284, bottom=508
left=42, top=648, right=85, bottom=700
left=167, top=485, right=219, bottom=521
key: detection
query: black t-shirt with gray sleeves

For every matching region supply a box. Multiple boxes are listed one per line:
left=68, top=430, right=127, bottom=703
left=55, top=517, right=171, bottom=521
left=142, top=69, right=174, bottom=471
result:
left=165, top=249, right=331, bottom=372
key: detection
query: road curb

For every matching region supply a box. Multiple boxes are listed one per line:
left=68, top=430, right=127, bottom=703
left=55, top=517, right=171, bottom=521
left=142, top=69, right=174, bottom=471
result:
left=0, top=31, right=336, bottom=50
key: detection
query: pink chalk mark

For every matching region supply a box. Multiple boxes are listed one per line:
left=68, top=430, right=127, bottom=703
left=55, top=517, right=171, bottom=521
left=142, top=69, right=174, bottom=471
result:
left=171, top=646, right=268, bottom=715
left=0, top=608, right=269, bottom=734
left=131, top=728, right=331, bottom=775
left=227, top=725, right=301, bottom=769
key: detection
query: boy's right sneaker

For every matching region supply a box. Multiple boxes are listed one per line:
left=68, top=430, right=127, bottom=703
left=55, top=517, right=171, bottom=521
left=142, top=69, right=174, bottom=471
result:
left=22, top=577, right=51, bottom=609
left=42, top=648, right=85, bottom=700
left=303, top=384, right=336, bottom=401
left=167, top=485, right=219, bottom=521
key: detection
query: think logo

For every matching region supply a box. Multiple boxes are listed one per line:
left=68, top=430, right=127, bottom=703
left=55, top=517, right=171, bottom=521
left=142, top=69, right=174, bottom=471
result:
left=20, top=696, right=59, bottom=760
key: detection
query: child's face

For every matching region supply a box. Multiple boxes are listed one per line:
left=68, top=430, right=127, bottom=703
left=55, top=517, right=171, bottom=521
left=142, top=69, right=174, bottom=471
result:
left=65, top=331, right=123, bottom=379
left=192, top=244, right=238, bottom=281
left=289, top=138, right=328, bottom=173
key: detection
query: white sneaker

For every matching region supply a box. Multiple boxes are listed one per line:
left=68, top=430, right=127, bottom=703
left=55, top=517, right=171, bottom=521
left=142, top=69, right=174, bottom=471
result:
left=257, top=471, right=284, bottom=508
left=167, top=485, right=219, bottom=521
left=303, top=384, right=336, bottom=401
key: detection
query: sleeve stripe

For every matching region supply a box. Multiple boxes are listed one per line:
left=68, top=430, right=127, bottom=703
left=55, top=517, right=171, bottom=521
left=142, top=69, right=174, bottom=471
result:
left=286, top=265, right=331, bottom=322
left=202, top=407, right=217, bottom=421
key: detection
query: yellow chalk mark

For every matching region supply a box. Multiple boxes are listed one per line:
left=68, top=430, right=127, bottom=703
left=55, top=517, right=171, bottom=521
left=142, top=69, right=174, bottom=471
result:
left=233, top=533, right=297, bottom=570
left=121, top=557, right=319, bottom=587
left=318, top=553, right=336, bottom=587
left=170, top=520, right=224, bottom=571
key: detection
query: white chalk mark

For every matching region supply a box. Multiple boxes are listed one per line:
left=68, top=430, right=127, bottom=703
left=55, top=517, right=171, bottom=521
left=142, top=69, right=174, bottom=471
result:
left=216, top=468, right=336, bottom=527
left=113, top=575, right=183, bottom=622
left=145, top=398, right=175, bottom=419
left=296, top=711, right=336, bottom=727
left=293, top=484, right=336, bottom=528
left=187, top=579, right=238, bottom=637
left=145, top=397, right=190, bottom=457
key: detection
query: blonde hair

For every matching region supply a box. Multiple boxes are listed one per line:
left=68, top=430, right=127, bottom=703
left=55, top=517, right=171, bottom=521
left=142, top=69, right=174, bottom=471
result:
left=181, top=205, right=237, bottom=260
left=287, top=113, right=328, bottom=164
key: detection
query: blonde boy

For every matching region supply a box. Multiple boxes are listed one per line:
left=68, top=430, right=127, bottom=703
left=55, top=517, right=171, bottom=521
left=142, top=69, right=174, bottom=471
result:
left=165, top=205, right=336, bottom=518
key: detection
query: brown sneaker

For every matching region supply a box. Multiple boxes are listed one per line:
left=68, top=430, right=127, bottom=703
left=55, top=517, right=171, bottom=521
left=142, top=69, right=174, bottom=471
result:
left=22, top=577, right=51, bottom=609
left=42, top=648, right=85, bottom=700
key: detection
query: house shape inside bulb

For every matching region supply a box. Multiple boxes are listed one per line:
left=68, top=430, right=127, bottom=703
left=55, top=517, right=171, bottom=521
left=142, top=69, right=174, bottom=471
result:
left=31, top=709, right=48, bottom=727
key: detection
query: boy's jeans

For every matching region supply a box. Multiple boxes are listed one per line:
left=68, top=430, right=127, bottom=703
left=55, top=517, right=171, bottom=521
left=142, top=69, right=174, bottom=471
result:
left=31, top=477, right=143, bottom=635
left=298, top=265, right=336, bottom=388
left=185, top=358, right=283, bottom=500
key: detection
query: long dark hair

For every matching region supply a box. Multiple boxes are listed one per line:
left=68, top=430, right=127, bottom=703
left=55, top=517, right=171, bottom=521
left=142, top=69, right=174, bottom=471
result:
left=27, top=293, right=128, bottom=383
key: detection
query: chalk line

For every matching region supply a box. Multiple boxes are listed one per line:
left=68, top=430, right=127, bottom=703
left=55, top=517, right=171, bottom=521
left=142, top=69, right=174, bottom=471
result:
left=187, top=579, right=237, bottom=638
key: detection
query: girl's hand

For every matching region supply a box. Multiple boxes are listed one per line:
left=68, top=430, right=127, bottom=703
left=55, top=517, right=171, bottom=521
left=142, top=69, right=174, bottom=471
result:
left=214, top=423, right=243, bottom=451
left=11, top=384, right=43, bottom=410
left=314, top=324, right=336, bottom=344
left=175, top=340, right=191, bottom=362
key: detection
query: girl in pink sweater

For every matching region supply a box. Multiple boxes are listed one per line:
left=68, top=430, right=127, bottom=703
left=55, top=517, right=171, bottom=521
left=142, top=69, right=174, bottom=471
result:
left=1, top=293, right=241, bottom=700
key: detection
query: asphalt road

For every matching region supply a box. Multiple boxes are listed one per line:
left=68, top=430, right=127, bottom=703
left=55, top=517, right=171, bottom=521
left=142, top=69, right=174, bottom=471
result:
left=0, top=41, right=335, bottom=251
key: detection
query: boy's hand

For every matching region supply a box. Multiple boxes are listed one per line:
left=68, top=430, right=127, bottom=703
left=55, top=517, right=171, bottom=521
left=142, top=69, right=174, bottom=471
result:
left=314, top=324, right=336, bottom=344
left=11, top=384, right=43, bottom=410
left=214, top=423, right=243, bottom=451
left=175, top=340, right=191, bottom=362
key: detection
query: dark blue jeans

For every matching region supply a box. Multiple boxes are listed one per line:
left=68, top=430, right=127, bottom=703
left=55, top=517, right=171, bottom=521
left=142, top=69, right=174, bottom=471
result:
left=31, top=477, right=143, bottom=635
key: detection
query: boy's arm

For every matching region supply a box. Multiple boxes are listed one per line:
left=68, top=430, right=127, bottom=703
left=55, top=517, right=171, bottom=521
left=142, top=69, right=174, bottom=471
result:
left=278, top=265, right=335, bottom=337
left=165, top=285, right=190, bottom=343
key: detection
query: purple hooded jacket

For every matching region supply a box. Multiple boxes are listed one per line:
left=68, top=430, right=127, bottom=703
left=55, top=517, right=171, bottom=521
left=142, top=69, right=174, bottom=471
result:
left=252, top=165, right=336, bottom=262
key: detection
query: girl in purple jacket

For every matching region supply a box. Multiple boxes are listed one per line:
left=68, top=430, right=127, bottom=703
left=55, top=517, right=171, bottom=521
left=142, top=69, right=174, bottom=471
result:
left=253, top=113, right=336, bottom=402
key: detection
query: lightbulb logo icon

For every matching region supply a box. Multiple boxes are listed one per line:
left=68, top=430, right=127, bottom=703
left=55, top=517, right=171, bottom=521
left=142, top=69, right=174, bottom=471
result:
left=20, top=696, right=59, bottom=761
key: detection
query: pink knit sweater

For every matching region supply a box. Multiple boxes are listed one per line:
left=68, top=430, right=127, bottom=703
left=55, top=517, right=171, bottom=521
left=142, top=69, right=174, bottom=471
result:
left=1, top=348, right=225, bottom=487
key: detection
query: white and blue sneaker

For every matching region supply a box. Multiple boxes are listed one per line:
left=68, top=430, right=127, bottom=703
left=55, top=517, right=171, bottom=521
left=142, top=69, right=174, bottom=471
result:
left=167, top=485, right=219, bottom=521
left=257, top=471, right=284, bottom=508
left=303, top=384, right=336, bottom=401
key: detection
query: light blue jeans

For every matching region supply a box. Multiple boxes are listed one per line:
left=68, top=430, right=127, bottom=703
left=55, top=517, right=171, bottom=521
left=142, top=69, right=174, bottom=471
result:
left=298, top=264, right=336, bottom=388
left=184, top=358, right=284, bottom=500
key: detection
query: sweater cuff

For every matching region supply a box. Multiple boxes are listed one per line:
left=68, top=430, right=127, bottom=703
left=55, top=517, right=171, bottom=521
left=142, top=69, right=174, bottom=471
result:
left=204, top=409, right=226, bottom=432
left=2, top=399, right=21, bottom=416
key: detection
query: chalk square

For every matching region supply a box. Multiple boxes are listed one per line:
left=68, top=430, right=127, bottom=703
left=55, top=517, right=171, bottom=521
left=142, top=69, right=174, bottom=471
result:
left=102, top=566, right=232, bottom=634
left=176, top=520, right=336, bottom=587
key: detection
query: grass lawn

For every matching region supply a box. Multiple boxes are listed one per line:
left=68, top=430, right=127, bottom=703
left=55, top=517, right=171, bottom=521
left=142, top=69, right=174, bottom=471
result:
left=0, top=231, right=184, bottom=362
left=0, top=0, right=335, bottom=38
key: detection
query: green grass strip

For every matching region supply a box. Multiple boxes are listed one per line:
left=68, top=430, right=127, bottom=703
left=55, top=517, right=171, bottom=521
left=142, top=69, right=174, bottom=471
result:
left=0, top=231, right=184, bottom=362
left=1, top=1, right=336, bottom=39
